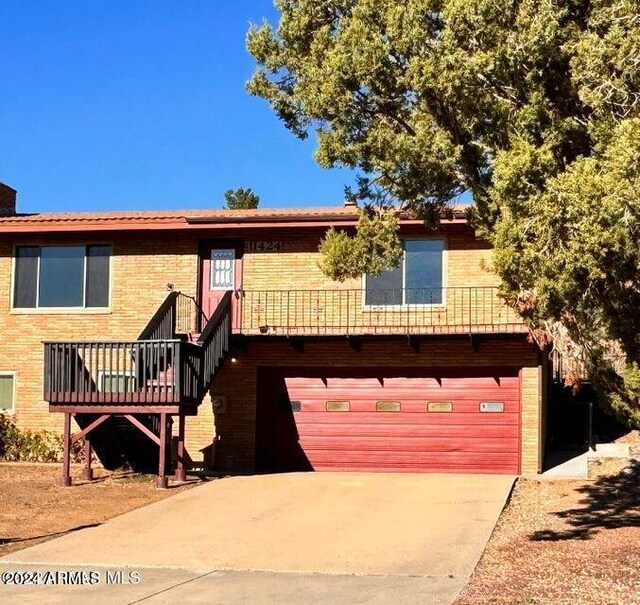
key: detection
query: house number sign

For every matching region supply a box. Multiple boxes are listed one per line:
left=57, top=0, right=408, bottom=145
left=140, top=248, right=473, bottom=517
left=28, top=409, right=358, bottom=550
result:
left=480, top=401, right=505, bottom=413
left=246, top=241, right=282, bottom=253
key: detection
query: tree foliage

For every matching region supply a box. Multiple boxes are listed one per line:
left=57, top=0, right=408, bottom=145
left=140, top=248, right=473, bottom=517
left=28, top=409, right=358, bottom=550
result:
left=224, top=187, right=260, bottom=210
left=247, top=1, right=640, bottom=425
left=318, top=206, right=403, bottom=280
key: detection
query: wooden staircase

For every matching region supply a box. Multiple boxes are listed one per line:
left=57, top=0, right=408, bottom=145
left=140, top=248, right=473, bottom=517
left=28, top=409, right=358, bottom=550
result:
left=45, top=290, right=233, bottom=485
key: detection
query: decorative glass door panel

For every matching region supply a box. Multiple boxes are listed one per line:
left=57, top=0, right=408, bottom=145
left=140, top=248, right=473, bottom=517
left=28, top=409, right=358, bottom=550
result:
left=210, top=249, right=236, bottom=290
left=200, top=243, right=242, bottom=332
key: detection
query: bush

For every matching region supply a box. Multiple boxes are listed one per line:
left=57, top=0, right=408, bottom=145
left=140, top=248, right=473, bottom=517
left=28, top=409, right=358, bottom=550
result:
left=0, top=414, right=83, bottom=463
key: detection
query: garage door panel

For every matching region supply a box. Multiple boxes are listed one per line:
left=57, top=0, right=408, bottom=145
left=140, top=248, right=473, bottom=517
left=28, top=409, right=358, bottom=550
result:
left=294, top=400, right=519, bottom=413
left=260, top=368, right=522, bottom=474
left=313, top=463, right=518, bottom=473
left=319, top=377, right=515, bottom=387
left=299, top=376, right=519, bottom=389
left=438, top=376, right=519, bottom=388
left=293, top=411, right=520, bottom=425
left=298, top=423, right=518, bottom=439
left=289, top=388, right=519, bottom=403
left=307, top=451, right=520, bottom=472
left=299, top=435, right=520, bottom=453
left=286, top=376, right=519, bottom=391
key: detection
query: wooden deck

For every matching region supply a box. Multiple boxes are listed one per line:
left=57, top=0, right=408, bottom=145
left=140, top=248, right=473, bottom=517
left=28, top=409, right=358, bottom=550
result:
left=44, top=290, right=232, bottom=488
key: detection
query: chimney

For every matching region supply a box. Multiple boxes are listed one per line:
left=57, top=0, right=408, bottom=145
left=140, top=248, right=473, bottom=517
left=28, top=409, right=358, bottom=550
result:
left=0, top=183, right=17, bottom=216
left=343, top=196, right=358, bottom=208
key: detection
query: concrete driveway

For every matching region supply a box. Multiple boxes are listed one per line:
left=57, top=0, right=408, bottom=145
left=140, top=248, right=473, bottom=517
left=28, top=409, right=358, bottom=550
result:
left=1, top=472, right=514, bottom=604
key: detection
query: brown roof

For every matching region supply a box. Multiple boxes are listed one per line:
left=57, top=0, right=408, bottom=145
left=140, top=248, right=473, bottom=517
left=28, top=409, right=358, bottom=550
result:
left=0, top=205, right=469, bottom=233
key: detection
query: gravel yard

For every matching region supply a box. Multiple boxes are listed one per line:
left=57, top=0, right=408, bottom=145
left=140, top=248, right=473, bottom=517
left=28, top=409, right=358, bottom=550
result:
left=456, top=463, right=640, bottom=605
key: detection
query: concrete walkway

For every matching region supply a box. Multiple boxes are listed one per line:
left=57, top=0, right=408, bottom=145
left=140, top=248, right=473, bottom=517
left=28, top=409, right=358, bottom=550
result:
left=542, top=449, right=589, bottom=479
left=1, top=472, right=514, bottom=604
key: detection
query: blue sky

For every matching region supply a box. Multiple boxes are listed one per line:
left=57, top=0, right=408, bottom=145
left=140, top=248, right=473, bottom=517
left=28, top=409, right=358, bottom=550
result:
left=0, top=1, right=356, bottom=213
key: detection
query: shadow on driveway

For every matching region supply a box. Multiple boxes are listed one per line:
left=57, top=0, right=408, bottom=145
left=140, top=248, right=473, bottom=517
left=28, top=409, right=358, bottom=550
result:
left=0, top=523, right=101, bottom=547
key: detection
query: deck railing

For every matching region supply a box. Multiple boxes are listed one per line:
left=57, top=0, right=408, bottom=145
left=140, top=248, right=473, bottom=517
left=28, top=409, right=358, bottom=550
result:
left=43, top=291, right=232, bottom=408
left=238, top=287, right=524, bottom=336
left=43, top=340, right=206, bottom=405
left=198, top=291, right=232, bottom=386
left=137, top=292, right=178, bottom=341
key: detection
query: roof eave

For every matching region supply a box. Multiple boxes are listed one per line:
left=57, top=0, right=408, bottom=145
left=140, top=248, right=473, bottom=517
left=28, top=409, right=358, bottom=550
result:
left=0, top=214, right=468, bottom=234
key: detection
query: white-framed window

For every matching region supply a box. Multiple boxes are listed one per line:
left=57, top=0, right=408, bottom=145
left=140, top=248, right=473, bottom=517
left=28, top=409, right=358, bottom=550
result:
left=13, top=244, right=111, bottom=309
left=98, top=371, right=137, bottom=393
left=0, top=372, right=16, bottom=414
left=364, top=239, right=445, bottom=306
left=210, top=249, right=235, bottom=290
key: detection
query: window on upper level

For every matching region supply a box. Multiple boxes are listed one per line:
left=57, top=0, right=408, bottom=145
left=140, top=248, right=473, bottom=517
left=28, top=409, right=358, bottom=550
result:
left=13, top=244, right=111, bottom=309
left=364, top=239, right=444, bottom=306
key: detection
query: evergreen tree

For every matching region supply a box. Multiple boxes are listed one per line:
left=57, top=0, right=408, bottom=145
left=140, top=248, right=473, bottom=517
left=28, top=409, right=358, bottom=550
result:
left=247, top=1, right=640, bottom=424
left=224, top=188, right=260, bottom=210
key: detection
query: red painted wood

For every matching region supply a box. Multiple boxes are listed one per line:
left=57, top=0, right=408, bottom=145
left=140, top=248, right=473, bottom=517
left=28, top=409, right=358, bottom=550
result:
left=287, top=376, right=519, bottom=389
left=298, top=436, right=520, bottom=453
left=200, top=241, right=242, bottom=329
left=279, top=370, right=521, bottom=474
left=298, top=423, right=517, bottom=438
left=293, top=400, right=519, bottom=413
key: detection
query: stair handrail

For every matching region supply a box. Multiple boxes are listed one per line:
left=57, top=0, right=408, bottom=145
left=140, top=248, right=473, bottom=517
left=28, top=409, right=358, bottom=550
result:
left=176, top=292, right=209, bottom=333
left=137, top=291, right=179, bottom=341
left=197, top=290, right=232, bottom=393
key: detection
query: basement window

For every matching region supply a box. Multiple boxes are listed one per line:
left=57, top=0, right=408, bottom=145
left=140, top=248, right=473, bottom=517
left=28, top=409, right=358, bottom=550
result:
left=13, top=244, right=111, bottom=309
left=99, top=372, right=137, bottom=393
left=364, top=239, right=444, bottom=306
left=0, top=373, right=16, bottom=414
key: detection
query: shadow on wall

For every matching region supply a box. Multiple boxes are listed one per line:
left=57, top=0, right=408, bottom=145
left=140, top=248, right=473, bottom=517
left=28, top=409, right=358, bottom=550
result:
left=530, top=460, right=640, bottom=541
left=254, top=368, right=313, bottom=474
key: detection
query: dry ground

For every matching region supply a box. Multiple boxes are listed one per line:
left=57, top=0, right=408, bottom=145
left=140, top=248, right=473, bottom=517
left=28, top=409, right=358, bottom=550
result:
left=0, top=464, right=198, bottom=557
left=456, top=463, right=640, bottom=605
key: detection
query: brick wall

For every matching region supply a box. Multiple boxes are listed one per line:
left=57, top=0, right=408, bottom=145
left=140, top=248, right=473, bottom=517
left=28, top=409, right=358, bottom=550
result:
left=242, top=225, right=497, bottom=291
left=0, top=184, right=16, bottom=216
left=520, top=365, right=543, bottom=474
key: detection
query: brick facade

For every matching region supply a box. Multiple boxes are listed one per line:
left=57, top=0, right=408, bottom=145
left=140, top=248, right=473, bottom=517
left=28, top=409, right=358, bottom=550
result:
left=0, top=221, right=546, bottom=474
left=242, top=225, right=497, bottom=292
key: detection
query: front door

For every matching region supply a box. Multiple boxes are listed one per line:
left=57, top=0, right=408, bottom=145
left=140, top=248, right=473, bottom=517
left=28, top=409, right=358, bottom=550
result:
left=200, top=243, right=242, bottom=329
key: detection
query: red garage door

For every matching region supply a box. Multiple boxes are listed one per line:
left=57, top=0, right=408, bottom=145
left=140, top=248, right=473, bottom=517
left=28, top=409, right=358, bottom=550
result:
left=256, top=368, right=521, bottom=474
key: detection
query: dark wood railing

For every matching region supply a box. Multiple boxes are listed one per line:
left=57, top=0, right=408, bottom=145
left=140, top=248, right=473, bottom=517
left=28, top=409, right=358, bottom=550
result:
left=44, top=291, right=232, bottom=408
left=138, top=291, right=178, bottom=341
left=198, top=291, right=232, bottom=389
left=180, top=342, right=204, bottom=402
left=43, top=339, right=210, bottom=406
left=239, top=287, right=525, bottom=336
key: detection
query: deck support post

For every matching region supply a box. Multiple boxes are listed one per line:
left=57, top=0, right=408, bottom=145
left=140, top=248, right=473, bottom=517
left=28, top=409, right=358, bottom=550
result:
left=176, top=412, right=187, bottom=482
left=60, top=412, right=72, bottom=487
left=81, top=436, right=93, bottom=482
left=156, top=413, right=169, bottom=489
